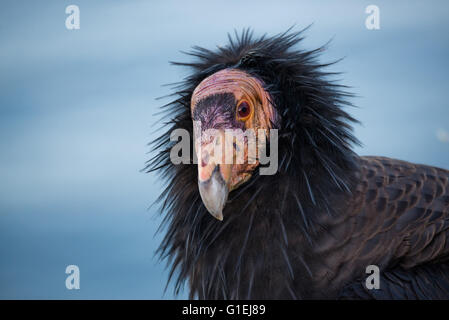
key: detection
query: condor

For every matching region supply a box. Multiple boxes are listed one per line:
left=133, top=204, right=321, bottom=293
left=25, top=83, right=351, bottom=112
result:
left=147, top=28, right=449, bottom=299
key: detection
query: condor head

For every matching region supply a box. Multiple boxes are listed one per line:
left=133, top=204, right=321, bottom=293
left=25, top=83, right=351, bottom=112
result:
left=191, top=69, right=279, bottom=220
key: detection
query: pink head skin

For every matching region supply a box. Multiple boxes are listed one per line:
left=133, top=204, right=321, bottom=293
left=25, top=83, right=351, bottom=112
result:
left=191, top=68, right=278, bottom=220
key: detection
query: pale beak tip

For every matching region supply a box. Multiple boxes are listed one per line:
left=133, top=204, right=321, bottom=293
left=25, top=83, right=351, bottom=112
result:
left=198, top=166, right=228, bottom=222
left=207, top=208, right=224, bottom=221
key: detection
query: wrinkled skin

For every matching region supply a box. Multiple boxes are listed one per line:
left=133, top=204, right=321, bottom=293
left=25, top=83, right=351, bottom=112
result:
left=191, top=68, right=278, bottom=220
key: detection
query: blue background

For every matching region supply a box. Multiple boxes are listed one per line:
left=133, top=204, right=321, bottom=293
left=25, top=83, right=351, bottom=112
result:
left=1, top=1, right=448, bottom=299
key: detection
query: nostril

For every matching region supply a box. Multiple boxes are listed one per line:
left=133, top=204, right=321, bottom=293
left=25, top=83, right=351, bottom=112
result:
left=201, top=150, right=209, bottom=167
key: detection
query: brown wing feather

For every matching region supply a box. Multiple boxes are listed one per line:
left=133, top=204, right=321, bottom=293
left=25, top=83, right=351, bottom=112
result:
left=354, top=156, right=449, bottom=268
left=311, top=156, right=449, bottom=297
left=321, top=156, right=449, bottom=298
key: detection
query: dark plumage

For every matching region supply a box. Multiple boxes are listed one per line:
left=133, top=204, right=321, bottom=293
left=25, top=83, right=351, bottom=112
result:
left=146, top=28, right=449, bottom=299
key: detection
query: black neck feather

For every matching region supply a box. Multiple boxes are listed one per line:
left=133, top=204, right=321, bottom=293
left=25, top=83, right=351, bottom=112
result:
left=146, top=28, right=361, bottom=298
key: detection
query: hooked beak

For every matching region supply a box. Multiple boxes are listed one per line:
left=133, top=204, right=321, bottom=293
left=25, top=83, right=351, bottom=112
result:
left=196, top=131, right=232, bottom=221
left=198, top=165, right=230, bottom=221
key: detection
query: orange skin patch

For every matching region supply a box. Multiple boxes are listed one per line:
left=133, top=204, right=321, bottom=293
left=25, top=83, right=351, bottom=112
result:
left=191, top=68, right=277, bottom=192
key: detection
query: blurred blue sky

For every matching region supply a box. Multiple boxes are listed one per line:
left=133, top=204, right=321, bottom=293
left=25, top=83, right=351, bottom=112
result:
left=0, top=1, right=448, bottom=299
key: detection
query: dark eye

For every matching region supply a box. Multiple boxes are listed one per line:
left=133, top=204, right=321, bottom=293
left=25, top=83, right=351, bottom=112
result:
left=237, top=101, right=251, bottom=120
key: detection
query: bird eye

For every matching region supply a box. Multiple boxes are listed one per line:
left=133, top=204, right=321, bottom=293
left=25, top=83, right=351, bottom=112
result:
left=237, top=101, right=251, bottom=120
